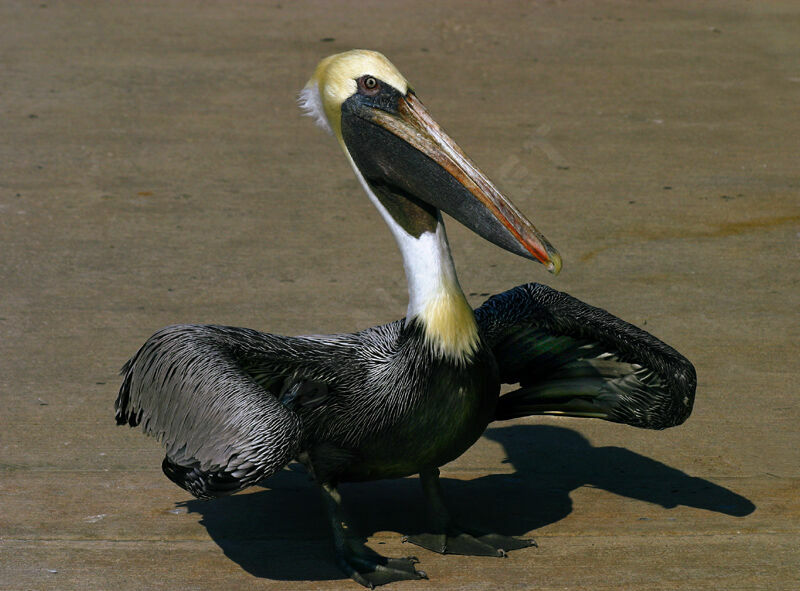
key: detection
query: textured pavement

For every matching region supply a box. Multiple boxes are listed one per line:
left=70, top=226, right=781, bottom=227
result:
left=1, top=2, right=798, bottom=590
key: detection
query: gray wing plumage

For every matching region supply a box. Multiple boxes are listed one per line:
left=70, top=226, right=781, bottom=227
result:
left=115, top=324, right=342, bottom=498
left=476, top=283, right=696, bottom=429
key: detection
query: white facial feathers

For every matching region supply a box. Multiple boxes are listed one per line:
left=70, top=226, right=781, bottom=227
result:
left=298, top=82, right=332, bottom=134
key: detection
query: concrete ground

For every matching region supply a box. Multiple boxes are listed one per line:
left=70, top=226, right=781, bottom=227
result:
left=1, top=1, right=798, bottom=590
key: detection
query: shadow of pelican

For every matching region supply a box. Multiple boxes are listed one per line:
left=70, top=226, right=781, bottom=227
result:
left=180, top=424, right=755, bottom=581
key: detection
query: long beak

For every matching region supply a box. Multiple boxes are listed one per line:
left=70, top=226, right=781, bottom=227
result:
left=358, top=92, right=561, bottom=274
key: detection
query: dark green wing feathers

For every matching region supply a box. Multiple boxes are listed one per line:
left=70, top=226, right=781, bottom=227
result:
left=477, top=284, right=696, bottom=429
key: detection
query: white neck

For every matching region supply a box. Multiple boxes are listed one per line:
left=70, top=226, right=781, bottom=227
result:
left=344, top=151, right=480, bottom=362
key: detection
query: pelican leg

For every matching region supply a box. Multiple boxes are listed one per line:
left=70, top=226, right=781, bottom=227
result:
left=319, top=482, right=427, bottom=588
left=404, top=468, right=536, bottom=556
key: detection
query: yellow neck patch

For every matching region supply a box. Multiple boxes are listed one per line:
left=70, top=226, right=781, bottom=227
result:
left=417, top=282, right=480, bottom=364
left=302, top=50, right=410, bottom=138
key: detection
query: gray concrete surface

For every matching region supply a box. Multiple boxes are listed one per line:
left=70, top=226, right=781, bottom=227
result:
left=1, top=1, right=798, bottom=590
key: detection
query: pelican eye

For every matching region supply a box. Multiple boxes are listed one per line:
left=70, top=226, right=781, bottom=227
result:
left=358, top=75, right=381, bottom=95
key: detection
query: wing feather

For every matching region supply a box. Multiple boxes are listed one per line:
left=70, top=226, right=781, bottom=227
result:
left=476, top=283, right=696, bottom=429
left=116, top=324, right=338, bottom=497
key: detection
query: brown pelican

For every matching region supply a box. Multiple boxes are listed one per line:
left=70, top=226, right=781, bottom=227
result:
left=116, top=50, right=695, bottom=588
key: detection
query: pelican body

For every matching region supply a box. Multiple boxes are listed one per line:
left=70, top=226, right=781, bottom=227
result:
left=116, top=50, right=695, bottom=587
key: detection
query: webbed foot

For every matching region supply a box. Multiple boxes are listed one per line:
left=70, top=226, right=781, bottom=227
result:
left=404, top=527, right=535, bottom=556
left=410, top=468, right=537, bottom=557
left=337, top=544, right=427, bottom=589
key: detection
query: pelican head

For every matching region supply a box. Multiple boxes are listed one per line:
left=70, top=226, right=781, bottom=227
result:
left=299, top=49, right=561, bottom=274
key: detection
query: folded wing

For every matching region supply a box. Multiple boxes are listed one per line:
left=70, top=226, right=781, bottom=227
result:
left=476, top=284, right=696, bottom=429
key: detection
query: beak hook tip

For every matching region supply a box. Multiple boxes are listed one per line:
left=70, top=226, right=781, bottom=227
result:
left=546, top=252, right=563, bottom=275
